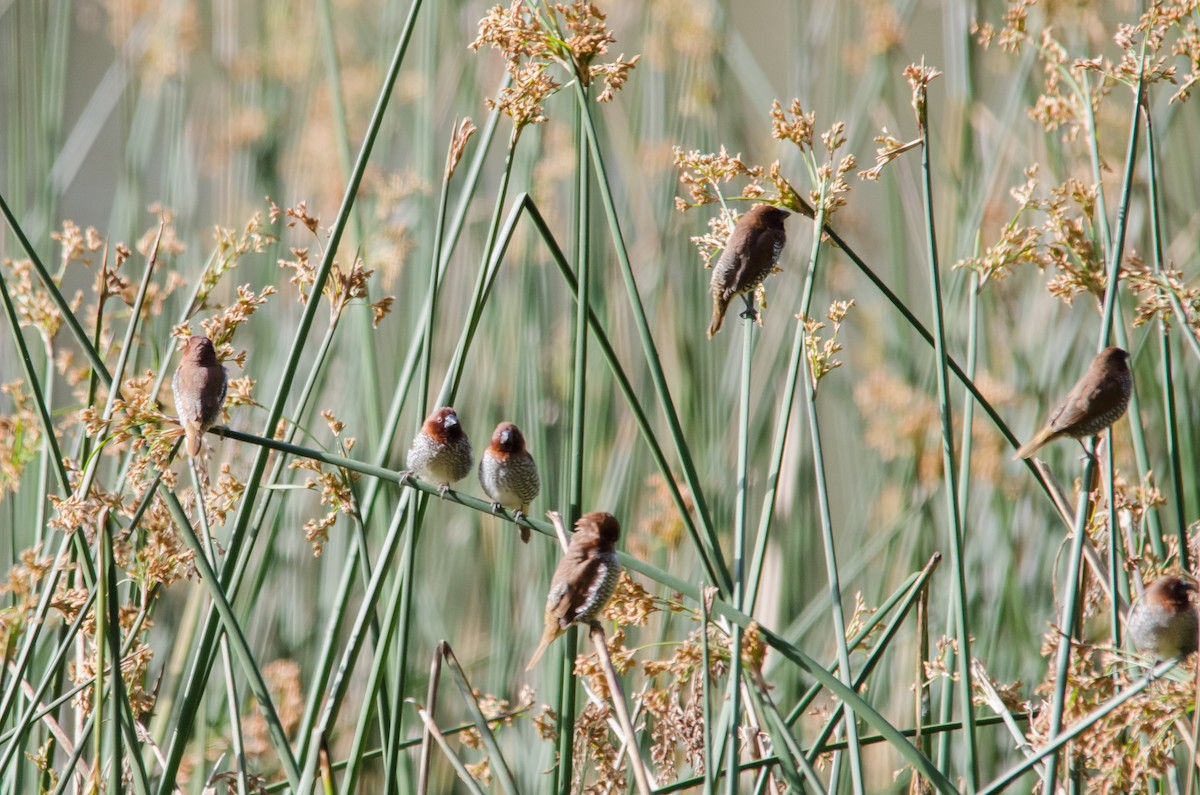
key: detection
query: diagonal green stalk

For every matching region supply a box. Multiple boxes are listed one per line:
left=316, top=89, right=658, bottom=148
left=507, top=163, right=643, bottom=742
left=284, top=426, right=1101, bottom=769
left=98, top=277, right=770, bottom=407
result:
left=154, top=3, right=422, bottom=787
left=983, top=660, right=1175, bottom=794
left=193, top=422, right=956, bottom=792
left=160, top=490, right=302, bottom=789
left=442, top=644, right=519, bottom=795
left=571, top=82, right=732, bottom=596
left=915, top=83, right=978, bottom=790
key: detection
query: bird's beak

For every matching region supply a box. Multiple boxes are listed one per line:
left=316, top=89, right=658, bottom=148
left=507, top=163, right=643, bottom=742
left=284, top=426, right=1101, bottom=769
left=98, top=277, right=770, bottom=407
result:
left=499, top=429, right=512, bottom=446
left=444, top=414, right=458, bottom=428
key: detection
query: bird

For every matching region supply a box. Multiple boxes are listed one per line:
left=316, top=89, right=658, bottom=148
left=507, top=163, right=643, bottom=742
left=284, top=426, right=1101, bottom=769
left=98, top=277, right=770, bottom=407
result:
left=404, top=407, right=473, bottom=497
left=1127, top=575, right=1198, bottom=660
left=1013, top=346, right=1133, bottom=460
left=707, top=203, right=790, bottom=338
left=478, top=422, right=540, bottom=543
left=526, top=512, right=622, bottom=671
left=172, top=335, right=227, bottom=459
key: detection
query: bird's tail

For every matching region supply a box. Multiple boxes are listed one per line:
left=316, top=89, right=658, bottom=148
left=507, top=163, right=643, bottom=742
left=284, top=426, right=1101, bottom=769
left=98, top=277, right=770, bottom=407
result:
left=184, top=423, right=203, bottom=458
left=525, top=625, right=562, bottom=671
left=1013, top=426, right=1056, bottom=460
left=707, top=294, right=728, bottom=338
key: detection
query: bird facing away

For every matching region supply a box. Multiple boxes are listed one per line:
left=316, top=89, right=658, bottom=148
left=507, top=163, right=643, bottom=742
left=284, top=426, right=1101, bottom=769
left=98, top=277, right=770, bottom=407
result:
left=1013, top=347, right=1132, bottom=460
left=404, top=407, right=473, bottom=496
left=707, top=203, right=789, bottom=338
left=526, top=512, right=622, bottom=671
left=1127, top=575, right=1198, bottom=660
left=478, top=422, right=540, bottom=543
left=172, top=335, right=227, bottom=459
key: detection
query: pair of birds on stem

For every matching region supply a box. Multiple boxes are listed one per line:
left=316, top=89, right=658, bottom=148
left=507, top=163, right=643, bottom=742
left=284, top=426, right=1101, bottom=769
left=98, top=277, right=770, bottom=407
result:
left=403, top=407, right=540, bottom=542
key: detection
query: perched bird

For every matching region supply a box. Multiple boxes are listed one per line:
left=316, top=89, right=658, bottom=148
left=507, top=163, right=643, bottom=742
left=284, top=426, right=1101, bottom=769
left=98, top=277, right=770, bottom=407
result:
left=172, top=335, right=227, bottom=459
left=1127, top=575, right=1198, bottom=660
left=404, top=407, right=473, bottom=496
left=1013, top=347, right=1133, bottom=460
left=707, top=204, right=790, bottom=338
left=478, top=422, right=540, bottom=543
left=526, top=512, right=622, bottom=671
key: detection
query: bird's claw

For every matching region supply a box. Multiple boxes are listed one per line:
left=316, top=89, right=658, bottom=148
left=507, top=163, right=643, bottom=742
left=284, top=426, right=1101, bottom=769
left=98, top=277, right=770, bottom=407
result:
left=438, top=483, right=450, bottom=499
left=399, top=469, right=414, bottom=483
left=490, top=501, right=502, bottom=514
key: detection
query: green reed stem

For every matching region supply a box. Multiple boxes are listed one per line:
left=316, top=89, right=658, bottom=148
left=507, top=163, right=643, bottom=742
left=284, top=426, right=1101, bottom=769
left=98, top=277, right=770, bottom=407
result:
left=916, top=85, right=978, bottom=791
left=571, top=83, right=732, bottom=597
left=1041, top=446, right=1097, bottom=792
left=727, top=316, right=754, bottom=795
left=155, top=3, right=421, bottom=786
left=1143, top=106, right=1190, bottom=563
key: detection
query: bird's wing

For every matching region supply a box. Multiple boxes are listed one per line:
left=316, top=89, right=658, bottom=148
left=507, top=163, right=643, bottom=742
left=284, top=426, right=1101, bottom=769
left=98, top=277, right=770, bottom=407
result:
left=547, top=554, right=603, bottom=629
left=727, top=225, right=784, bottom=300
left=199, top=365, right=228, bottom=422
left=1047, top=373, right=1122, bottom=432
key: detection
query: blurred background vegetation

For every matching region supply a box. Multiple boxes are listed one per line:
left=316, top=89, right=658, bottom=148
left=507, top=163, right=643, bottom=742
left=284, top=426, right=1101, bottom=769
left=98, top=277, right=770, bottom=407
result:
left=3, top=0, right=1200, bottom=792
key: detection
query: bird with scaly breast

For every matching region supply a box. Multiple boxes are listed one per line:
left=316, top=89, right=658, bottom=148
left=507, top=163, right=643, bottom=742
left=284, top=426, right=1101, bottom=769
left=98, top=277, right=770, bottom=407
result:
left=1013, top=347, right=1132, bottom=460
left=478, top=422, right=540, bottom=543
left=707, top=203, right=789, bottom=338
left=404, top=407, right=473, bottom=497
left=172, top=335, right=227, bottom=459
left=526, top=512, right=622, bottom=671
left=1127, top=575, right=1198, bottom=660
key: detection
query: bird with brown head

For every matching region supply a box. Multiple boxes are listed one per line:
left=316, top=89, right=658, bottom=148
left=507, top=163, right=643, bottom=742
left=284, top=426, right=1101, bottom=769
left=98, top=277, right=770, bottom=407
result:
left=1128, top=575, right=1198, bottom=660
left=479, top=421, right=540, bottom=542
left=404, top=407, right=473, bottom=497
left=1013, top=347, right=1132, bottom=460
left=172, top=335, right=227, bottom=459
left=707, top=203, right=789, bottom=338
left=526, top=512, right=622, bottom=671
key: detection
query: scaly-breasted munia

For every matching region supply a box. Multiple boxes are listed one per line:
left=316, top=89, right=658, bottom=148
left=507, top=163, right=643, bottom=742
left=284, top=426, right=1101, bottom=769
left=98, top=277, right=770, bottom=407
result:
left=1127, top=575, right=1198, bottom=659
left=404, top=407, right=473, bottom=496
left=478, top=422, right=540, bottom=543
left=1013, top=347, right=1132, bottom=460
left=526, top=511, right=622, bottom=671
left=707, top=204, right=790, bottom=338
left=172, top=335, right=227, bottom=458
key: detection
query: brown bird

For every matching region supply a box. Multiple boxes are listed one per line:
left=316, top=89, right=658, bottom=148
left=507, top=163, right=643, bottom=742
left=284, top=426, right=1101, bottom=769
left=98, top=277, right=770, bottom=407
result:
left=478, top=422, right=540, bottom=543
left=526, top=512, right=622, bottom=671
left=707, top=203, right=789, bottom=338
left=1127, top=575, right=1198, bottom=659
left=1013, top=346, right=1132, bottom=460
left=172, top=335, right=227, bottom=459
left=404, top=407, right=473, bottom=496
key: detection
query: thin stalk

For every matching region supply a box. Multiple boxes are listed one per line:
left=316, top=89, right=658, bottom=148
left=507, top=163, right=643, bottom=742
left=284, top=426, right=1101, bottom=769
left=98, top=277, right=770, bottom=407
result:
left=1143, top=106, right=1190, bottom=561
left=160, top=490, right=302, bottom=789
left=155, top=2, right=423, bottom=786
left=917, top=84, right=978, bottom=790
left=203, top=422, right=955, bottom=792
left=415, top=643, right=443, bottom=795
left=982, top=661, right=1175, bottom=794
left=1041, top=448, right=1098, bottom=792
left=794, top=198, right=865, bottom=792
left=571, top=84, right=732, bottom=596
left=192, top=461, right=249, bottom=795
left=408, top=701, right=487, bottom=795
left=727, top=317, right=754, bottom=795
left=442, top=644, right=520, bottom=795
left=700, top=587, right=714, bottom=795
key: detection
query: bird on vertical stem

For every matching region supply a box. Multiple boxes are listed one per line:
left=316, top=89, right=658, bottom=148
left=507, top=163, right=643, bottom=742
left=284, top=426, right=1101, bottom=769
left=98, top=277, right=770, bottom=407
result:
left=478, top=422, right=540, bottom=543
left=404, top=407, right=473, bottom=497
left=1127, top=575, right=1198, bottom=660
left=172, top=335, right=227, bottom=459
left=1013, top=346, right=1132, bottom=460
left=526, top=512, right=622, bottom=671
left=707, top=203, right=790, bottom=338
